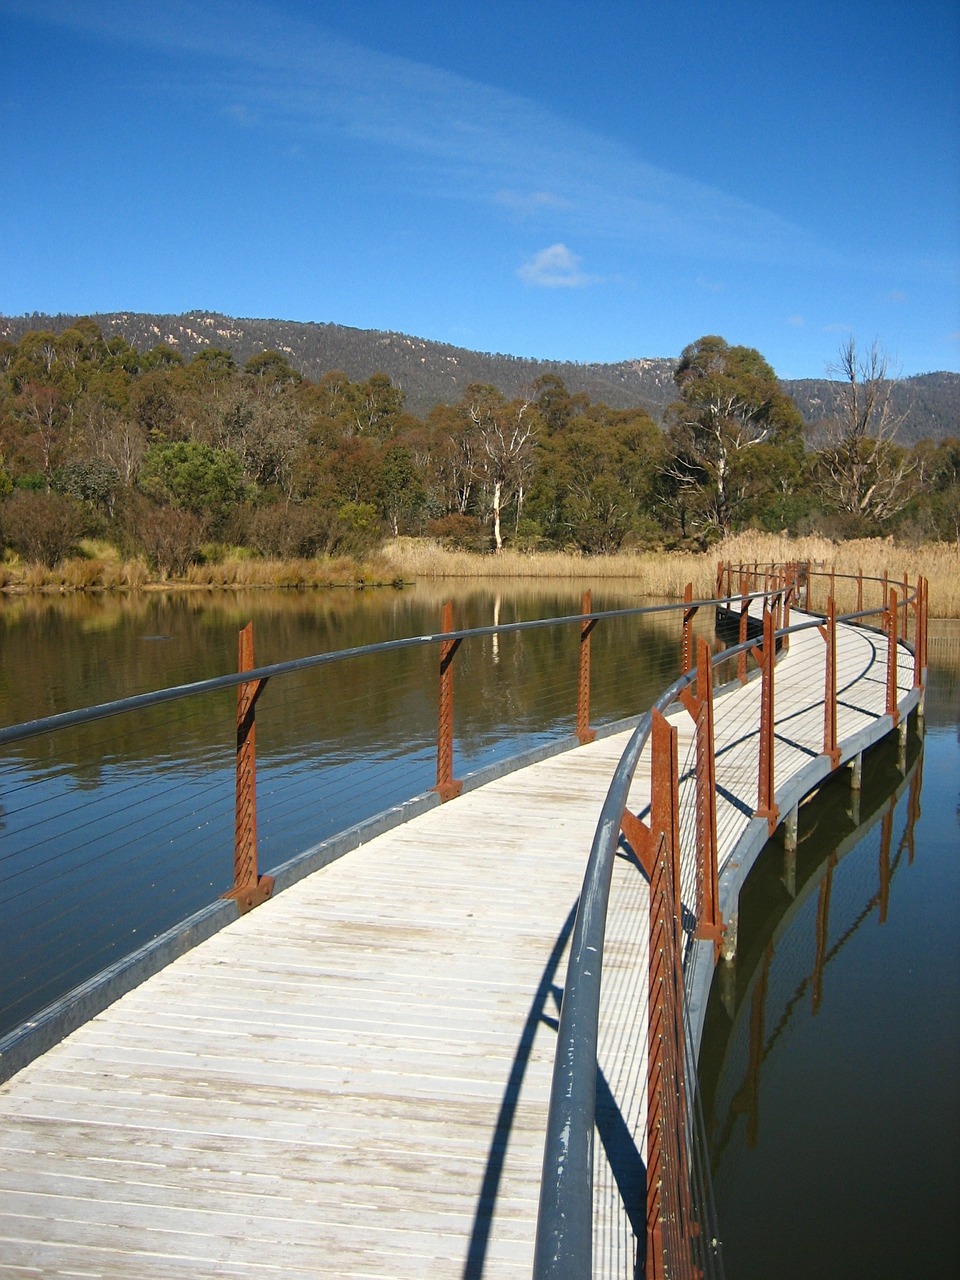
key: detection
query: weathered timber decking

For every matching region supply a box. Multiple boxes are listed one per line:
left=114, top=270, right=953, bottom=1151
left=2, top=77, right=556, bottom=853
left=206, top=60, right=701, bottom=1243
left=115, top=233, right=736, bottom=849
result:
left=0, top=608, right=920, bottom=1280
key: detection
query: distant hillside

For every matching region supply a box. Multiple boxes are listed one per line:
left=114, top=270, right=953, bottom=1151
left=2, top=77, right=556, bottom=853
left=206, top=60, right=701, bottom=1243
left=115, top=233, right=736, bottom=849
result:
left=783, top=372, right=960, bottom=446
left=2, top=310, right=957, bottom=440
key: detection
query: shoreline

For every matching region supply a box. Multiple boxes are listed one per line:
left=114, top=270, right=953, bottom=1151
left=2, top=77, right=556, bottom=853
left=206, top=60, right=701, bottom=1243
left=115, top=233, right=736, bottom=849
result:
left=1, top=533, right=958, bottom=616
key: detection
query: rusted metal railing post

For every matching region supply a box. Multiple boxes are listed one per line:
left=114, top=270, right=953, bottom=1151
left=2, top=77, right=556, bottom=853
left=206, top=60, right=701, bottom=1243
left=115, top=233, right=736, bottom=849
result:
left=435, top=601, right=463, bottom=801
left=681, top=582, right=696, bottom=675
left=901, top=574, right=909, bottom=641
left=782, top=577, right=793, bottom=651
left=753, top=607, right=779, bottom=834
left=819, top=595, right=840, bottom=769
left=805, top=560, right=812, bottom=611
left=621, top=711, right=680, bottom=896
left=886, top=588, right=900, bottom=728
left=628, top=710, right=689, bottom=1280
left=576, top=590, right=597, bottom=745
left=225, top=622, right=274, bottom=912
left=737, top=590, right=749, bottom=684
left=680, top=637, right=723, bottom=960
left=715, top=560, right=725, bottom=600
left=857, top=567, right=863, bottom=615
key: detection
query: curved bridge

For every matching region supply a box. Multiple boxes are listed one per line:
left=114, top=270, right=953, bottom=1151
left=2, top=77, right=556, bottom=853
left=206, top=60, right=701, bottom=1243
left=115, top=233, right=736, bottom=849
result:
left=0, top=565, right=927, bottom=1279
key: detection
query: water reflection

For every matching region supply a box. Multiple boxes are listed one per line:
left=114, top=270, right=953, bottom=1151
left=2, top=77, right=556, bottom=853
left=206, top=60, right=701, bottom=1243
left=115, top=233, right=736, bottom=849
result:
left=701, top=745, right=923, bottom=1158
left=698, top=624, right=960, bottom=1280
left=0, top=584, right=708, bottom=1039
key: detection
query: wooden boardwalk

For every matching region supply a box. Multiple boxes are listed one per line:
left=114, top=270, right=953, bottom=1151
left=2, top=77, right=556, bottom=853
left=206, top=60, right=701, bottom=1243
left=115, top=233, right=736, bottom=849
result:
left=0, top=609, right=919, bottom=1279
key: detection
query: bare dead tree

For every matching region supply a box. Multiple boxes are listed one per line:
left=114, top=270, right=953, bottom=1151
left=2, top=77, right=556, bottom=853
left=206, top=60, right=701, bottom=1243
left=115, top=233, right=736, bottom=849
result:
left=816, top=338, right=920, bottom=523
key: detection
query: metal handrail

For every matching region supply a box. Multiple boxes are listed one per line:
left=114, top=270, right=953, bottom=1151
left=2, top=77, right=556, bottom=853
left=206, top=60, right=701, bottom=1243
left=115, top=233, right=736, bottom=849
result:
left=0, top=597, right=735, bottom=749
left=532, top=565, right=924, bottom=1279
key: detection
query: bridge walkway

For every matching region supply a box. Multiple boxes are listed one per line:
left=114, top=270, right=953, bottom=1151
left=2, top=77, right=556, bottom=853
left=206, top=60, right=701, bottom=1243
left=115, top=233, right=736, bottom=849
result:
left=0, top=608, right=917, bottom=1279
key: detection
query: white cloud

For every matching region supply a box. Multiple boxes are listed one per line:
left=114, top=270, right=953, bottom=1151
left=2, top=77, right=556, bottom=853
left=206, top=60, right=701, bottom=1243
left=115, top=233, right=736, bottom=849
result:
left=786, top=314, right=805, bottom=327
left=517, top=244, right=598, bottom=288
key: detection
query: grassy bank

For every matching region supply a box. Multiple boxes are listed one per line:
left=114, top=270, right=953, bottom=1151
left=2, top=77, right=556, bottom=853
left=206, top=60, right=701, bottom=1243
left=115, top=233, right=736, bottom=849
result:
left=380, top=534, right=960, bottom=618
left=1, top=534, right=957, bottom=617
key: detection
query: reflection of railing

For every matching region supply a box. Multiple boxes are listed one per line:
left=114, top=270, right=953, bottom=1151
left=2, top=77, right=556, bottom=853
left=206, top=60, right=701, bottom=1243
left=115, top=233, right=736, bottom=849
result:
left=533, top=562, right=928, bottom=1280
left=0, top=590, right=716, bottom=1059
left=707, top=747, right=923, bottom=1165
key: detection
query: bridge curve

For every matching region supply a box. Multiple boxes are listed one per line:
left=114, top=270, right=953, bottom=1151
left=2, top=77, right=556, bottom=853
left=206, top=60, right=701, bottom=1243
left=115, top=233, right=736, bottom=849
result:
left=0, top=566, right=927, bottom=1279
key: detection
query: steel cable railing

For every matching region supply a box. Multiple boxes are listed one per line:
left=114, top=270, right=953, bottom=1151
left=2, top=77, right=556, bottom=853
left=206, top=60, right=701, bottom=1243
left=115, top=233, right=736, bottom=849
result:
left=0, top=592, right=708, bottom=1051
left=533, top=561, right=927, bottom=1280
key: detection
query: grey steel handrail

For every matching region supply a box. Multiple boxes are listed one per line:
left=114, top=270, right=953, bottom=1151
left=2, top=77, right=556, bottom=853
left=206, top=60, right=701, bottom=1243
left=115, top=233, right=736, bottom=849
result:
left=0, top=596, right=742, bottom=748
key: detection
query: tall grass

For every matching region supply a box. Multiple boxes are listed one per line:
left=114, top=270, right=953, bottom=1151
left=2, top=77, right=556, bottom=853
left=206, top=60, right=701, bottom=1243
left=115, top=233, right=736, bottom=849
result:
left=381, top=535, right=960, bottom=617
left=2, top=534, right=957, bottom=617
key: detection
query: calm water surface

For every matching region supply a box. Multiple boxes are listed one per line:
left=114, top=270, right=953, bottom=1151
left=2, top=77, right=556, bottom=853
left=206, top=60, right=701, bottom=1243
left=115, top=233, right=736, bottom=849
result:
left=0, top=582, right=690, bottom=1035
left=1, top=588, right=956, bottom=1277
left=698, top=621, right=960, bottom=1280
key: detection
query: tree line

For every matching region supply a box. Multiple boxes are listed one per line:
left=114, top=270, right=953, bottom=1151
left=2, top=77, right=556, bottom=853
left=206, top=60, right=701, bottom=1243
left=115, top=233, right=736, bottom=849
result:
left=0, top=319, right=957, bottom=574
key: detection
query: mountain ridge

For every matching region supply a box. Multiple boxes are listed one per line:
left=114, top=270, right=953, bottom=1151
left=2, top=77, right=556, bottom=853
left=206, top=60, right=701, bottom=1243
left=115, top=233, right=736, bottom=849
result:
left=1, top=309, right=956, bottom=442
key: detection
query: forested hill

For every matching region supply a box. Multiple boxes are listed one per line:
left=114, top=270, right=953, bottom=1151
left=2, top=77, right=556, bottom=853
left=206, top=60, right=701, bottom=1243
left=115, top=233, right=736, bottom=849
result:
left=1, top=310, right=957, bottom=440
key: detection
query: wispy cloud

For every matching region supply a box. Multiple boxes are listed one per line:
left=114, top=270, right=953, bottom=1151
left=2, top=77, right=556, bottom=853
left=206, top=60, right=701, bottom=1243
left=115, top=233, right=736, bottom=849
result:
left=785, top=314, right=805, bottom=327
left=494, top=190, right=571, bottom=216
left=517, top=244, right=599, bottom=288
left=6, top=0, right=825, bottom=265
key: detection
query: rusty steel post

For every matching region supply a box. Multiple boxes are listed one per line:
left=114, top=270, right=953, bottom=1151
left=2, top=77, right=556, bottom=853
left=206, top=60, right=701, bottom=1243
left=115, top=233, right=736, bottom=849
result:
left=913, top=577, right=924, bottom=688
left=645, top=817, right=697, bottom=1280
left=901, top=574, right=909, bottom=641
left=753, top=607, right=779, bottom=834
left=680, top=638, right=722, bottom=961
left=681, top=582, right=696, bottom=675
left=434, top=600, right=463, bottom=801
left=576, top=589, right=597, bottom=745
left=819, top=596, right=840, bottom=769
left=782, top=577, right=793, bottom=652
left=646, top=830, right=669, bottom=1280
left=715, top=560, right=724, bottom=599
left=737, top=593, right=749, bottom=684
left=885, top=588, right=900, bottom=727
left=224, top=622, right=273, bottom=913
left=857, top=567, right=863, bottom=615
left=805, top=560, right=812, bottom=611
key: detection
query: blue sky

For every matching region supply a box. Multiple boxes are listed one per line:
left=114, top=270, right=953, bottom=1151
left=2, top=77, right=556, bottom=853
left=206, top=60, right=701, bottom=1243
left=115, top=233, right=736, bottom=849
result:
left=1, top=0, right=957, bottom=379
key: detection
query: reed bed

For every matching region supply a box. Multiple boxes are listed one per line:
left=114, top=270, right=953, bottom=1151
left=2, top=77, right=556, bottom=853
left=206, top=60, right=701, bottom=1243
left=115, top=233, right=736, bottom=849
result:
left=1, top=534, right=956, bottom=616
left=381, top=534, right=960, bottom=617
left=0, top=552, right=398, bottom=595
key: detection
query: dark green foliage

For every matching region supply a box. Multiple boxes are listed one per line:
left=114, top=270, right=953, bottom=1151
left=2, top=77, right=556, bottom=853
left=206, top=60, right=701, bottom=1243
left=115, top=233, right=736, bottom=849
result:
left=0, top=316, right=954, bottom=570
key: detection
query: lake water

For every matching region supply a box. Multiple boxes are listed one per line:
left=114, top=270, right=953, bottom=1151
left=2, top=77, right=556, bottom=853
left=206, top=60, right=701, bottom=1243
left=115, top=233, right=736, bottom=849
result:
left=0, top=581, right=695, bottom=1036
left=698, top=621, right=960, bottom=1280
left=0, top=586, right=957, bottom=1275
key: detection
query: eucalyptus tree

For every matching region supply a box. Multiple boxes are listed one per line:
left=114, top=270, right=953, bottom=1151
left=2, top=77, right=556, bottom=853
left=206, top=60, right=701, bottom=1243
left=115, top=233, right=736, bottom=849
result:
left=666, top=335, right=804, bottom=536
left=461, top=383, right=541, bottom=553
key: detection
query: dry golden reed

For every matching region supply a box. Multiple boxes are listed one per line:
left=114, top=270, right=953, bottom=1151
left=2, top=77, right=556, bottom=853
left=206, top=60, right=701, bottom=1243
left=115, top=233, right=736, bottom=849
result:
left=381, top=534, right=960, bottom=618
left=1, top=535, right=956, bottom=617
